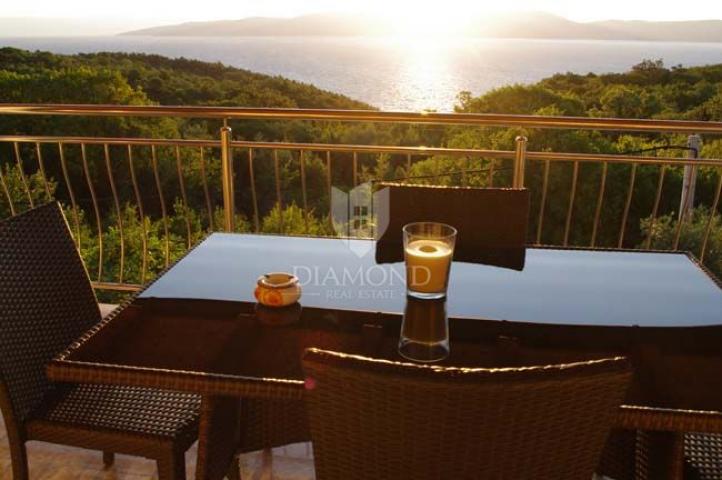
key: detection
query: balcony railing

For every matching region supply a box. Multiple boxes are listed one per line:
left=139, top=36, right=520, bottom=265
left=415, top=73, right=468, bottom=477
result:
left=1, top=104, right=721, bottom=293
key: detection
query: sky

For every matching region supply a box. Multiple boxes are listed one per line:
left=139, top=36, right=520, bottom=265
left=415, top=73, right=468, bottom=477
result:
left=3, top=0, right=722, bottom=23
left=2, top=0, right=722, bottom=36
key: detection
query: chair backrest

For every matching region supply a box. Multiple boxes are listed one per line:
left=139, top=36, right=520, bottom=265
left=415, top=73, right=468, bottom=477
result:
left=375, top=183, right=530, bottom=251
left=303, top=348, right=631, bottom=480
left=0, top=202, right=100, bottom=424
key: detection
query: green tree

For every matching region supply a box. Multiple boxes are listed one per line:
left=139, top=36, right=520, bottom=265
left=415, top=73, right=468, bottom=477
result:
left=261, top=203, right=333, bottom=236
left=641, top=207, right=722, bottom=278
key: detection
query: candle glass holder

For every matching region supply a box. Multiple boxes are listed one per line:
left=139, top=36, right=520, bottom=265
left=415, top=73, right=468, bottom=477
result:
left=403, top=222, right=457, bottom=299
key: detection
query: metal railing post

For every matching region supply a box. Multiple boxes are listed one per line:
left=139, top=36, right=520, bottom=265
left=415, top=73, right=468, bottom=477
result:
left=679, top=134, right=702, bottom=221
left=220, top=125, right=234, bottom=231
left=513, top=136, right=528, bottom=188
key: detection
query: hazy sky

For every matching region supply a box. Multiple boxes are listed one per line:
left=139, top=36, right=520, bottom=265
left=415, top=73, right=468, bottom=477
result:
left=3, top=0, right=722, bottom=24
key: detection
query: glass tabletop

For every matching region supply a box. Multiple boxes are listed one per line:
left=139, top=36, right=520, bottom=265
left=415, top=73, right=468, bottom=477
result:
left=54, top=232, right=722, bottom=410
left=140, top=233, right=722, bottom=328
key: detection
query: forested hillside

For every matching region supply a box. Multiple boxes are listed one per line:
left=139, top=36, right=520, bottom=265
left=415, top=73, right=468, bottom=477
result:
left=0, top=48, right=370, bottom=109
left=0, top=50, right=720, bottom=288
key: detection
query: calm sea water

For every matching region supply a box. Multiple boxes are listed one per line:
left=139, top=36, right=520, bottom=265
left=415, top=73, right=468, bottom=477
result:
left=2, top=36, right=722, bottom=111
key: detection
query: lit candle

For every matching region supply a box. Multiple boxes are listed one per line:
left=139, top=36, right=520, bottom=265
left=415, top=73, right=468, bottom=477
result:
left=404, top=239, right=453, bottom=293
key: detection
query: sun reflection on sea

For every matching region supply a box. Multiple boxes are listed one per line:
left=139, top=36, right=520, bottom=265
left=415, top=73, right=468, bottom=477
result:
left=392, top=36, right=455, bottom=112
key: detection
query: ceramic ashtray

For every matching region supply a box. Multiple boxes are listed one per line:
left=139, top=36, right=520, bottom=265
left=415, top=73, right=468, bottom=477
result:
left=254, top=272, right=301, bottom=307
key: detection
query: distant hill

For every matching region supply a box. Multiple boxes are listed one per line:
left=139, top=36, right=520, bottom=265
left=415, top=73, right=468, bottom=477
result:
left=594, top=19, right=722, bottom=42
left=122, top=12, right=722, bottom=43
left=122, top=14, right=391, bottom=37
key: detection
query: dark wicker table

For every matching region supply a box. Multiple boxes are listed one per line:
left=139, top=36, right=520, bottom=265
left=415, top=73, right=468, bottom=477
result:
left=48, top=233, right=722, bottom=480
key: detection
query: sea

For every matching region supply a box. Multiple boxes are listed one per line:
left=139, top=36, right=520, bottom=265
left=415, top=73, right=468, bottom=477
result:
left=2, top=36, right=722, bottom=111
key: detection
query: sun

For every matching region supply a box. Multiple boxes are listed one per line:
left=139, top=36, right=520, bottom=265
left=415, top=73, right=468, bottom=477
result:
left=382, top=3, right=473, bottom=38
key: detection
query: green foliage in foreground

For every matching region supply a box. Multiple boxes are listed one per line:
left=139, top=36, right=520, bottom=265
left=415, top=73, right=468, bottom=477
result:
left=641, top=207, right=722, bottom=278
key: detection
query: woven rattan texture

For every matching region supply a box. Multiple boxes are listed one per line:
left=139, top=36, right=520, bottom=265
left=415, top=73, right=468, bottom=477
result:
left=239, top=398, right=310, bottom=453
left=686, top=433, right=722, bottom=479
left=33, top=384, right=200, bottom=440
left=376, top=184, right=530, bottom=250
left=0, top=202, right=101, bottom=422
left=598, top=429, right=638, bottom=480
left=303, top=349, right=631, bottom=480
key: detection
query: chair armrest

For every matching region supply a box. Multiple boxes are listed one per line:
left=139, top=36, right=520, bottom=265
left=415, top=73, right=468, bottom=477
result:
left=616, top=404, right=722, bottom=433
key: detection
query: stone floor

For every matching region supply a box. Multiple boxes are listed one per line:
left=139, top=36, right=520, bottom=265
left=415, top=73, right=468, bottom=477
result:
left=1, top=412, right=316, bottom=479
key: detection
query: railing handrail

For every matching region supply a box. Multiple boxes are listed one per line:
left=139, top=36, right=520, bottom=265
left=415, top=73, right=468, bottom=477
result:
left=1, top=103, right=722, bottom=134
left=0, top=135, right=219, bottom=148
left=2, top=107, right=722, bottom=292
left=2, top=134, right=720, bottom=167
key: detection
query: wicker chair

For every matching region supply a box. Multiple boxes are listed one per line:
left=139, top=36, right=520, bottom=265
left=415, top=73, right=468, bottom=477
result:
left=302, top=348, right=631, bottom=480
left=0, top=202, right=201, bottom=480
left=609, top=406, right=722, bottom=480
left=375, top=183, right=529, bottom=247
left=374, top=183, right=529, bottom=268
